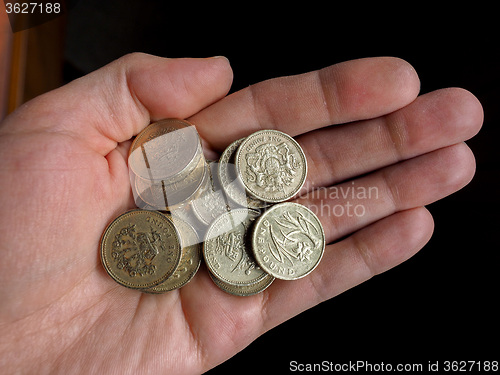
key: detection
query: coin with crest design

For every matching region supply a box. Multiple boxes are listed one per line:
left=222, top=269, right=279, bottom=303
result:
left=144, top=214, right=202, bottom=293
left=252, top=202, right=325, bottom=280
left=235, top=130, right=307, bottom=203
left=203, top=208, right=269, bottom=286
left=100, top=210, right=182, bottom=289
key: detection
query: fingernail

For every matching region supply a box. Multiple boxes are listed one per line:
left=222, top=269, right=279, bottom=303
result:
left=208, top=56, right=229, bottom=61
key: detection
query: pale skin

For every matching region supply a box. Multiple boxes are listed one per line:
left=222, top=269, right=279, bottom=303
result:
left=0, top=54, right=483, bottom=374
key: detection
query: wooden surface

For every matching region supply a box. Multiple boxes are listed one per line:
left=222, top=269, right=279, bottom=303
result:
left=0, top=5, right=13, bottom=120
left=0, top=6, right=65, bottom=121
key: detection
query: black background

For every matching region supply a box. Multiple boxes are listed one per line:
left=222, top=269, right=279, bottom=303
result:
left=63, top=2, right=499, bottom=372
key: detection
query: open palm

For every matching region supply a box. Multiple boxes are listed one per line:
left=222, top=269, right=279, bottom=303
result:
left=0, top=54, right=482, bottom=374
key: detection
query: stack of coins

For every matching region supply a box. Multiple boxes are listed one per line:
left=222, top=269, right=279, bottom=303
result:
left=100, top=119, right=325, bottom=296
left=128, top=119, right=207, bottom=211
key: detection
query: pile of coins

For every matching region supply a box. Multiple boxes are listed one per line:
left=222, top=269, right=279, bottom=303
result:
left=100, top=119, right=325, bottom=296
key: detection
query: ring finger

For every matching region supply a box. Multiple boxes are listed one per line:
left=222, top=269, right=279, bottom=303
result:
left=294, top=142, right=476, bottom=244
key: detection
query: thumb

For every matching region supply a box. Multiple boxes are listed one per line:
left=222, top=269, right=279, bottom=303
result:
left=1, top=53, right=233, bottom=155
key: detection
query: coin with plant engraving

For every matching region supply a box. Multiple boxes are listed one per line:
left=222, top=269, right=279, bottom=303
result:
left=203, top=209, right=268, bottom=286
left=100, top=210, right=182, bottom=289
left=235, top=130, right=307, bottom=203
left=252, top=202, right=325, bottom=280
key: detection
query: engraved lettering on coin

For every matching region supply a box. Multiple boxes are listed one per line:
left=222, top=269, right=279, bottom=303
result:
left=252, top=202, right=324, bottom=280
left=100, top=210, right=182, bottom=289
left=145, top=215, right=202, bottom=293
left=235, top=130, right=307, bottom=202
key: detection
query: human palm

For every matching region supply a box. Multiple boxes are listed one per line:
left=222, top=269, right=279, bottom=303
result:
left=0, top=54, right=482, bottom=374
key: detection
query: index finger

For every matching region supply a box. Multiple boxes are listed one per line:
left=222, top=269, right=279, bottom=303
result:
left=191, top=57, right=420, bottom=151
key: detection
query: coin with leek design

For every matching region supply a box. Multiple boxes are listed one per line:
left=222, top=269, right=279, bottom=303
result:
left=252, top=202, right=325, bottom=280
left=100, top=210, right=182, bottom=289
left=203, top=208, right=269, bottom=286
left=235, top=130, right=307, bottom=203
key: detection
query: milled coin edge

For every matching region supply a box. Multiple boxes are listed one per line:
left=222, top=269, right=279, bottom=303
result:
left=208, top=271, right=275, bottom=296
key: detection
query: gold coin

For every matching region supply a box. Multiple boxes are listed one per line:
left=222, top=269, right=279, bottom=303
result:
left=100, top=209, right=182, bottom=289
left=252, top=202, right=325, bottom=280
left=203, top=209, right=268, bottom=286
left=235, top=130, right=307, bottom=203
left=145, top=214, right=202, bottom=293
left=128, top=118, right=202, bottom=181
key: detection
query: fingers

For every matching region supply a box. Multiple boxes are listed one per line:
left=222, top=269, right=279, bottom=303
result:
left=191, top=57, right=420, bottom=151
left=298, top=87, right=483, bottom=192
left=259, top=139, right=475, bottom=332
left=260, top=207, right=434, bottom=331
left=295, top=142, right=476, bottom=243
left=1, top=54, right=233, bottom=155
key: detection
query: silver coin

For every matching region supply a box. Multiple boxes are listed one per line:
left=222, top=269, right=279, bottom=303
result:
left=203, top=209, right=268, bottom=286
left=252, top=202, right=325, bottom=280
left=235, top=130, right=307, bottom=203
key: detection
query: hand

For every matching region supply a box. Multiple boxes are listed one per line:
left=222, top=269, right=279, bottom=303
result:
left=0, top=54, right=482, bottom=373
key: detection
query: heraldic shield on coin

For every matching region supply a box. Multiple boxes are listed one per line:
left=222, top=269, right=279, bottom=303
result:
left=235, top=130, right=307, bottom=203
left=100, top=210, right=182, bottom=289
